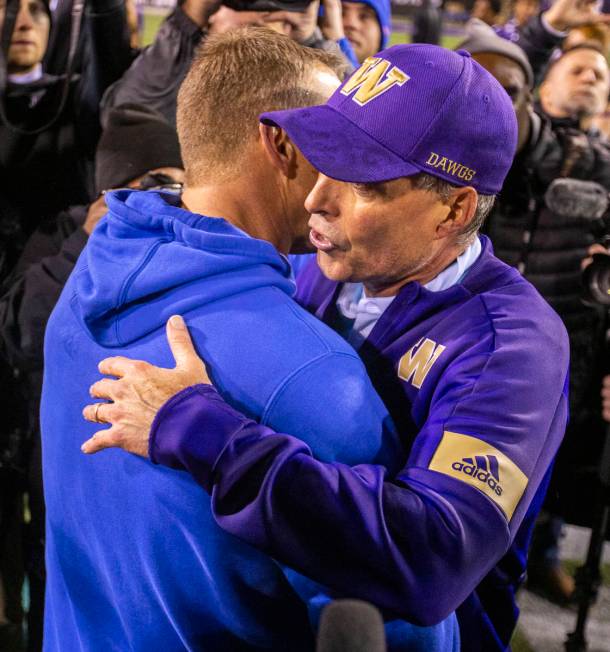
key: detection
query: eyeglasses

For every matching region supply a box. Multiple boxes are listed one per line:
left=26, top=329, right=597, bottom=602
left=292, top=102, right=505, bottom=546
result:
left=137, top=172, right=183, bottom=195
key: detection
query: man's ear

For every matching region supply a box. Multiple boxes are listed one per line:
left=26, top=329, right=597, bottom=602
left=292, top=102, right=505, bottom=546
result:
left=435, top=186, right=478, bottom=240
left=259, top=123, right=297, bottom=178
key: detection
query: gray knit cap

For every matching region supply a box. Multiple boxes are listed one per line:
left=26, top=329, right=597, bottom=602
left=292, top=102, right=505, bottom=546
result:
left=457, top=19, right=535, bottom=89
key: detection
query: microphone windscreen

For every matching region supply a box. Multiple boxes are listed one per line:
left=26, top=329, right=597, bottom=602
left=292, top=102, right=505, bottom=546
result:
left=317, top=600, right=386, bottom=652
left=544, top=178, right=609, bottom=220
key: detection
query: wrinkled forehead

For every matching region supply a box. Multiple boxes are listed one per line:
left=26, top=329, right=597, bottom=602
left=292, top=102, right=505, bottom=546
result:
left=550, top=48, right=610, bottom=78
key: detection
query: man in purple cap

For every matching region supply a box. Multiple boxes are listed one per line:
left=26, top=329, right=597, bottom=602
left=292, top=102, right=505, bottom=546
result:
left=83, top=44, right=570, bottom=651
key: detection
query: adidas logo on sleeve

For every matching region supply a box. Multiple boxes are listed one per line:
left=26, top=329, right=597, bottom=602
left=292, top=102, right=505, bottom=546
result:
left=428, top=431, right=528, bottom=520
left=452, top=455, right=502, bottom=496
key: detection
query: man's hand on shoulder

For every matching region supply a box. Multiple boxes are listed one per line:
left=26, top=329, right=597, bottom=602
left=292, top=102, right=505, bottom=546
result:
left=81, top=315, right=209, bottom=456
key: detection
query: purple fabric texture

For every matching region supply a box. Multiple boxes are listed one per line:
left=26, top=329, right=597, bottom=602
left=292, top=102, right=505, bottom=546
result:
left=149, top=384, right=246, bottom=490
left=260, top=44, right=518, bottom=193
left=150, top=237, right=569, bottom=649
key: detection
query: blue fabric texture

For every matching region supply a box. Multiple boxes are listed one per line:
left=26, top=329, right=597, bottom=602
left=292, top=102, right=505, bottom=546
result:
left=41, top=189, right=459, bottom=651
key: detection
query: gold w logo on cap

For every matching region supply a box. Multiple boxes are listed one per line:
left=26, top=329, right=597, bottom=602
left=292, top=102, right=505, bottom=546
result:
left=341, top=56, right=410, bottom=106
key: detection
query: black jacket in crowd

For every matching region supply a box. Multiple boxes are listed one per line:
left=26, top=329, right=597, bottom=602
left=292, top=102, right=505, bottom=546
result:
left=486, top=112, right=610, bottom=523
left=0, top=0, right=133, bottom=242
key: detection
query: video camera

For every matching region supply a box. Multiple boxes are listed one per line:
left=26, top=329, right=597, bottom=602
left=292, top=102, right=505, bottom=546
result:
left=543, top=178, right=610, bottom=307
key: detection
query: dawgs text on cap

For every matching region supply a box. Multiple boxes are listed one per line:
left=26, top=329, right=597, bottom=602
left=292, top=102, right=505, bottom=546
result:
left=260, top=44, right=518, bottom=195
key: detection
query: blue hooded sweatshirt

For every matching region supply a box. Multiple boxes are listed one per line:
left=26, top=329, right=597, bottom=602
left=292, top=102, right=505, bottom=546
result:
left=41, top=190, right=459, bottom=651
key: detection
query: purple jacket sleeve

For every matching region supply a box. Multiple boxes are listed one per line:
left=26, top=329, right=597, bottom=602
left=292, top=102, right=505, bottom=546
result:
left=150, top=297, right=569, bottom=625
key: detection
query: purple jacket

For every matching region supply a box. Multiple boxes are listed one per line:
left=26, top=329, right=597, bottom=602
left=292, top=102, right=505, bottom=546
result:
left=151, top=236, right=569, bottom=651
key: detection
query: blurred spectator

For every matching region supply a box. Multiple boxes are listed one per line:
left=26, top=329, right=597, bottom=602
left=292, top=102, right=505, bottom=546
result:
left=495, top=0, right=541, bottom=41
left=471, top=0, right=506, bottom=26
left=504, top=0, right=610, bottom=83
left=0, top=0, right=133, bottom=237
left=43, top=0, right=138, bottom=76
left=341, top=0, right=390, bottom=60
left=0, top=103, right=183, bottom=652
left=412, top=0, right=443, bottom=44
left=0, top=5, right=132, bottom=644
left=319, top=0, right=390, bottom=65
left=513, top=0, right=541, bottom=26
left=461, top=21, right=610, bottom=603
left=539, top=45, right=609, bottom=121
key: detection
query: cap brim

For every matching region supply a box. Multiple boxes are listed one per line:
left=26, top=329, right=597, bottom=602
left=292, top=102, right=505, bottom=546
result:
left=260, top=105, right=421, bottom=183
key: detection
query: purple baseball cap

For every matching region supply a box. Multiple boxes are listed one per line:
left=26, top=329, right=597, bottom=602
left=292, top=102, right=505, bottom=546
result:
left=260, top=44, right=517, bottom=195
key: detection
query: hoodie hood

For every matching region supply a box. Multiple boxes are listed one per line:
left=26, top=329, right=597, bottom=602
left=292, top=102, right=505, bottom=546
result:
left=355, top=0, right=391, bottom=50
left=72, top=189, right=294, bottom=347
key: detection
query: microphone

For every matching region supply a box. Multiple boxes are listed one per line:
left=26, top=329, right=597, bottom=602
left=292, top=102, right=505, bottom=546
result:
left=544, top=178, right=609, bottom=221
left=317, top=600, right=386, bottom=652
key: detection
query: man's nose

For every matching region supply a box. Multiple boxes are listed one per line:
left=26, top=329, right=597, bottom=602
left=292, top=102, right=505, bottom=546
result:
left=342, top=13, right=359, bottom=32
left=579, top=68, right=598, bottom=84
left=15, top=6, right=35, bottom=31
left=305, top=174, right=340, bottom=219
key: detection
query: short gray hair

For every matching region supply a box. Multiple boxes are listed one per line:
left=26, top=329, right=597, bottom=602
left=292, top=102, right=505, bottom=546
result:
left=411, top=173, right=496, bottom=245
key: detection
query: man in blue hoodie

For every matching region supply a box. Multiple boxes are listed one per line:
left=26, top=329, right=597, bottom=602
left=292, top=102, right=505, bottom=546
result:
left=41, top=27, right=459, bottom=652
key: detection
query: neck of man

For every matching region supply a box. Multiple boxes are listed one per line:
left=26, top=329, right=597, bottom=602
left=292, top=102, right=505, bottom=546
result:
left=181, top=161, right=293, bottom=254
left=362, top=238, right=470, bottom=298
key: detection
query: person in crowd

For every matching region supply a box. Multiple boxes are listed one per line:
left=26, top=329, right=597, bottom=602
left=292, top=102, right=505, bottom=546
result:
left=471, top=0, right=506, bottom=26
left=40, top=28, right=459, bottom=651
left=0, top=1, right=130, bottom=647
left=325, top=0, right=391, bottom=64
left=459, top=20, right=610, bottom=602
left=0, top=0, right=132, bottom=236
left=496, top=0, right=610, bottom=83
left=0, top=103, right=183, bottom=652
left=526, top=43, right=610, bottom=600
left=494, top=0, right=541, bottom=41
left=102, top=0, right=348, bottom=126
left=412, top=0, right=443, bottom=45
left=83, top=40, right=570, bottom=652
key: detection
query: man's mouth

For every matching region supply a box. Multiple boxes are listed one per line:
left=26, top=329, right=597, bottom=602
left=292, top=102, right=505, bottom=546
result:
left=309, top=228, right=338, bottom=252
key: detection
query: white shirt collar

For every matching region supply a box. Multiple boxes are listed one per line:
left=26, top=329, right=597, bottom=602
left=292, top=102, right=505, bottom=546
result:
left=9, top=64, right=44, bottom=85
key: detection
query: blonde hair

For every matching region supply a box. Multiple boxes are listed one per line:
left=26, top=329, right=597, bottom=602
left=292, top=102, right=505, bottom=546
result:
left=177, top=26, right=346, bottom=184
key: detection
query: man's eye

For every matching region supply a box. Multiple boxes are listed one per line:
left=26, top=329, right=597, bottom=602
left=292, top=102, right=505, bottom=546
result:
left=353, top=182, right=385, bottom=197
left=30, top=2, right=46, bottom=14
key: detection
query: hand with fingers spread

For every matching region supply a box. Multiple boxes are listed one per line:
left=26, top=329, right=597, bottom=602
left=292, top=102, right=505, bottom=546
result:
left=263, top=0, right=320, bottom=42
left=320, top=0, right=345, bottom=42
left=81, top=315, right=209, bottom=456
left=544, top=0, right=610, bottom=32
